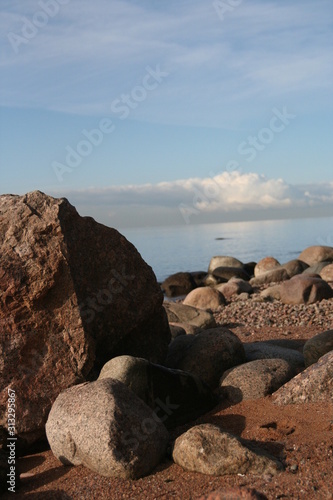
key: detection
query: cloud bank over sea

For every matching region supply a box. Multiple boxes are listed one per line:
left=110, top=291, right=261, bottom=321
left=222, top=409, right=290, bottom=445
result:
left=52, top=172, right=333, bottom=228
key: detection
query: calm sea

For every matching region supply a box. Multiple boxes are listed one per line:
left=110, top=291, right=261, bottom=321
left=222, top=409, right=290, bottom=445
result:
left=121, top=216, right=333, bottom=282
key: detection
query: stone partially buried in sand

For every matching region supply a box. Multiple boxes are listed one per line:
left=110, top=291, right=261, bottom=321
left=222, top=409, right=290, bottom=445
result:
left=46, top=378, right=169, bottom=479
left=303, top=330, right=333, bottom=367
left=172, top=424, right=282, bottom=476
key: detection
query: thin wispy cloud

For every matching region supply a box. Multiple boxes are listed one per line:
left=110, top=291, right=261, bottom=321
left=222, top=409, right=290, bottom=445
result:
left=2, top=0, right=332, bottom=126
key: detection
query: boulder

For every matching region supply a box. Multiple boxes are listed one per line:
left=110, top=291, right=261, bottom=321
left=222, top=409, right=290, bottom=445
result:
left=254, top=257, right=280, bottom=277
left=216, top=279, right=253, bottom=300
left=320, top=263, right=333, bottom=282
left=198, top=487, right=267, bottom=500
left=260, top=285, right=281, bottom=301
left=190, top=271, right=207, bottom=287
left=279, top=275, right=333, bottom=305
left=302, top=261, right=332, bottom=276
left=298, top=245, right=333, bottom=266
left=208, top=256, right=244, bottom=274
left=303, top=330, right=333, bottom=367
left=212, top=267, right=250, bottom=282
left=45, top=378, right=169, bottom=479
left=219, top=359, right=295, bottom=403
left=169, top=324, right=187, bottom=339
left=172, top=424, right=282, bottom=476
left=244, top=342, right=304, bottom=372
left=183, top=287, right=226, bottom=311
left=0, top=191, right=170, bottom=444
left=161, top=272, right=197, bottom=297
left=98, top=355, right=216, bottom=428
left=203, top=274, right=222, bottom=286
left=272, top=351, right=333, bottom=404
left=281, top=259, right=309, bottom=278
left=163, top=302, right=216, bottom=330
left=165, top=328, right=245, bottom=389
left=169, top=321, right=202, bottom=335
left=250, top=268, right=289, bottom=286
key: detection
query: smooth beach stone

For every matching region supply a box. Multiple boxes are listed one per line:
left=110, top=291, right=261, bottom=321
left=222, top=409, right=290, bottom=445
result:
left=219, top=359, right=295, bottom=403
left=183, top=287, right=226, bottom=311
left=302, top=261, right=332, bottom=276
left=165, top=327, right=245, bottom=389
left=98, top=355, right=216, bottom=428
left=208, top=256, right=244, bottom=274
left=281, top=259, right=309, bottom=278
left=254, top=257, right=280, bottom=277
left=298, top=245, right=333, bottom=266
left=250, top=267, right=289, bottom=286
left=161, top=272, right=197, bottom=297
left=216, top=279, right=253, bottom=300
left=244, top=342, right=304, bottom=371
left=320, top=263, right=333, bottom=282
left=46, top=379, right=169, bottom=479
left=163, top=301, right=217, bottom=330
left=303, top=330, right=333, bottom=367
left=272, top=351, right=333, bottom=404
left=212, top=266, right=250, bottom=282
left=172, top=424, right=282, bottom=476
left=260, top=284, right=281, bottom=301
left=279, top=274, right=333, bottom=304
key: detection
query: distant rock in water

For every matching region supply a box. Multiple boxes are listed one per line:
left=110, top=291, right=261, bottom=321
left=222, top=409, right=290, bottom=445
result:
left=0, top=191, right=170, bottom=445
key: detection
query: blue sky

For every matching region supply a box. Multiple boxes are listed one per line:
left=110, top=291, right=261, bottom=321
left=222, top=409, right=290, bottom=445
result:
left=1, top=0, right=333, bottom=227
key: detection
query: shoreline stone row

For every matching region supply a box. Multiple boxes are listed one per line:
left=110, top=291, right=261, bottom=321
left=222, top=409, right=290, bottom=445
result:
left=0, top=191, right=332, bottom=492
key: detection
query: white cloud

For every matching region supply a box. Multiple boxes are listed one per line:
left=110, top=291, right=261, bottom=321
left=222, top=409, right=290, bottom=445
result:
left=51, top=172, right=333, bottom=227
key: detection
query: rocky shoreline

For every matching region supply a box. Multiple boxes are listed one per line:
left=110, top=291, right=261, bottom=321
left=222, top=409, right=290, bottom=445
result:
left=1, top=192, right=332, bottom=499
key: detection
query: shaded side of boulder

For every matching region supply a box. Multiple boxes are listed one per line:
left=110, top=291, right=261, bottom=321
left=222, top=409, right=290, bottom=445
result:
left=172, top=424, right=282, bottom=476
left=303, top=330, right=333, bottom=367
left=219, top=359, right=296, bottom=403
left=183, top=287, right=226, bottom=311
left=272, top=351, right=333, bottom=404
left=212, top=267, right=250, bottom=282
left=298, top=245, right=333, bottom=266
left=98, top=355, right=216, bottom=428
left=250, top=268, right=289, bottom=286
left=163, top=302, right=217, bottom=330
left=281, top=259, right=309, bottom=278
left=161, top=272, right=197, bottom=297
left=165, top=328, right=245, bottom=389
left=45, top=378, right=169, bottom=479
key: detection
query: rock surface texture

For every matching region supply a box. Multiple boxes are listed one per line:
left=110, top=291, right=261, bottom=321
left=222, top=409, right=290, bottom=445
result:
left=172, top=424, right=282, bottom=476
left=45, top=378, right=169, bottom=479
left=0, top=191, right=170, bottom=444
left=272, top=351, right=333, bottom=404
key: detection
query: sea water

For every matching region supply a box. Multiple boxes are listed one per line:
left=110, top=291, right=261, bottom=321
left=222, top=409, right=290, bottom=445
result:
left=121, top=216, right=333, bottom=282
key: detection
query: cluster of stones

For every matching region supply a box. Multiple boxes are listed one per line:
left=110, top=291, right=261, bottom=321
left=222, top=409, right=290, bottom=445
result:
left=0, top=192, right=332, bottom=488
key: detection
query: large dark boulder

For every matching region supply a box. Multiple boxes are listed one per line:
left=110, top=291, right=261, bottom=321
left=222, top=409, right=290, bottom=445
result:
left=0, top=191, right=170, bottom=445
